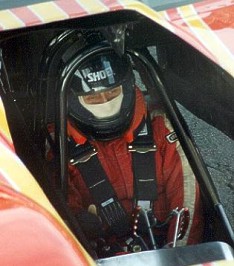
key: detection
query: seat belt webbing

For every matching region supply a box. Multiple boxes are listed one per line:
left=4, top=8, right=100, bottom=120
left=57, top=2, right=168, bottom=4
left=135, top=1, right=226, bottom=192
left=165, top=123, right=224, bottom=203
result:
left=69, top=140, right=129, bottom=237
left=129, top=114, right=157, bottom=203
left=131, top=152, right=157, bottom=201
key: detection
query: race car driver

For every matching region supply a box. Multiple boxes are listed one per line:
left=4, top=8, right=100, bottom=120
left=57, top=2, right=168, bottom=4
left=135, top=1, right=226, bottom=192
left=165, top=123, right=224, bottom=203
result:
left=48, top=43, right=203, bottom=255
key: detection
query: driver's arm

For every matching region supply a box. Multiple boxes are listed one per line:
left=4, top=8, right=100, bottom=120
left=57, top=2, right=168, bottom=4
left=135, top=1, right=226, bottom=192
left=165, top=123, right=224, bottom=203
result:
left=152, top=111, right=203, bottom=245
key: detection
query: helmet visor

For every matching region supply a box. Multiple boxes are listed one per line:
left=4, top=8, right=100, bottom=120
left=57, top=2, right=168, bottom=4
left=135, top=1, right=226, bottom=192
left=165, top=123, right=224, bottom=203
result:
left=70, top=51, right=130, bottom=96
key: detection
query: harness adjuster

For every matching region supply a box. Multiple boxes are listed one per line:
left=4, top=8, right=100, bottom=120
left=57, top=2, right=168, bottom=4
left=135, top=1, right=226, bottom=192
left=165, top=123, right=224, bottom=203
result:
left=70, top=146, right=97, bottom=165
left=128, top=144, right=157, bottom=153
left=99, top=197, right=129, bottom=236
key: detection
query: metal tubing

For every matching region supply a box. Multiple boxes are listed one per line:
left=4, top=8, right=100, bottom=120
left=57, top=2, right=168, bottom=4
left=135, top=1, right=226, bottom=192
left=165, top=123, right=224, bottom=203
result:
left=127, top=49, right=233, bottom=245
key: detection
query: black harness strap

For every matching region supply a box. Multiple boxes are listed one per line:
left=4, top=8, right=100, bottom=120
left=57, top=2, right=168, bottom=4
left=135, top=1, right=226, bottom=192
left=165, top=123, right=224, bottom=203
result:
left=128, top=115, right=157, bottom=204
left=69, top=139, right=129, bottom=237
left=131, top=152, right=157, bottom=201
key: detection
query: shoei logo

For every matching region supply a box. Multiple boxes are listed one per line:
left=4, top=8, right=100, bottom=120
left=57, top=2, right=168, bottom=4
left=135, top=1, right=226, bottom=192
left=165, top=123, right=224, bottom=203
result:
left=82, top=67, right=114, bottom=83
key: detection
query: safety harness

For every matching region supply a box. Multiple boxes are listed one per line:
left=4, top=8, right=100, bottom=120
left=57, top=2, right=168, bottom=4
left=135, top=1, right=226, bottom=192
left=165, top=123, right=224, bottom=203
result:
left=68, top=113, right=157, bottom=238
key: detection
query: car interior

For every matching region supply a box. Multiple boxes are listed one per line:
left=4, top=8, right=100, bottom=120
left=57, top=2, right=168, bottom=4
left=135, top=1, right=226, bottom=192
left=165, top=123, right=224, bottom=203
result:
left=0, top=8, right=233, bottom=265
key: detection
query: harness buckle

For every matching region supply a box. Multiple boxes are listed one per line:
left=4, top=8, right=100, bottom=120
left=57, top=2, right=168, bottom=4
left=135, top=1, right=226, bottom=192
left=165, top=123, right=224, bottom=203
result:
left=137, top=200, right=152, bottom=211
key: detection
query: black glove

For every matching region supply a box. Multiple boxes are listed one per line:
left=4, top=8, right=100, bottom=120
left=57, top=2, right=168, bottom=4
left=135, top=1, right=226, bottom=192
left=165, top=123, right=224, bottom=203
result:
left=75, top=210, right=104, bottom=240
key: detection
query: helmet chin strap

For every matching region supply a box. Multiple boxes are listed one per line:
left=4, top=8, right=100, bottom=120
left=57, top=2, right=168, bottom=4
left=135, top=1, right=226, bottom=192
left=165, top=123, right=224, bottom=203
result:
left=78, top=91, right=123, bottom=118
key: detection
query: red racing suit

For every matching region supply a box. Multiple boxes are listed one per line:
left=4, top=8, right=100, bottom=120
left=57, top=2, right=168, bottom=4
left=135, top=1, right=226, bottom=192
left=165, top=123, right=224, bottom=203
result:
left=64, top=89, right=203, bottom=246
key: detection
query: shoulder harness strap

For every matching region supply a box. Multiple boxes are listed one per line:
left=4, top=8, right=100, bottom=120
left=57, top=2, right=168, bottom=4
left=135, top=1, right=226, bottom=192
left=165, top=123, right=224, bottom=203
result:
left=128, top=113, right=157, bottom=208
left=69, top=138, right=129, bottom=237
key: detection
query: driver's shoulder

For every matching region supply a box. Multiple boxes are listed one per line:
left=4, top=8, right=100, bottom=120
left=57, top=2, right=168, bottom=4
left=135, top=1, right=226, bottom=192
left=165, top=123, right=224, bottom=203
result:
left=151, top=109, right=173, bottom=130
left=151, top=109, right=177, bottom=146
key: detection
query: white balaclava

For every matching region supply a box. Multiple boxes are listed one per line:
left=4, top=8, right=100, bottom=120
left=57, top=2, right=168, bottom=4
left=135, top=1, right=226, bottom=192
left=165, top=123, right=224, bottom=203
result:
left=78, top=90, right=123, bottom=118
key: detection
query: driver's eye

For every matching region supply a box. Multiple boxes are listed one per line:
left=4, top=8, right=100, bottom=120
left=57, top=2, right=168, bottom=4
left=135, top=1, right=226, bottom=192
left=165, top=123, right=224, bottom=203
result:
left=82, top=86, right=122, bottom=104
left=105, top=86, right=122, bottom=98
left=85, top=95, right=97, bottom=101
left=108, top=88, right=119, bottom=94
left=82, top=94, right=101, bottom=104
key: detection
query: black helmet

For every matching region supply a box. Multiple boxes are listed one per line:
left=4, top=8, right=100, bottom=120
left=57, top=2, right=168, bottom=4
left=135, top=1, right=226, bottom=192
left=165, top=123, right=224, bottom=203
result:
left=67, top=43, right=136, bottom=141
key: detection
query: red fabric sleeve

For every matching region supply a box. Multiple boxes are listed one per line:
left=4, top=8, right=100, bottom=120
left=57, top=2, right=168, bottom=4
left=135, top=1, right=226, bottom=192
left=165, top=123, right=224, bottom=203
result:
left=67, top=165, right=93, bottom=214
left=152, top=111, right=203, bottom=245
